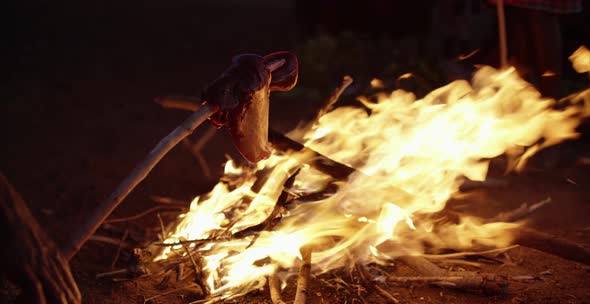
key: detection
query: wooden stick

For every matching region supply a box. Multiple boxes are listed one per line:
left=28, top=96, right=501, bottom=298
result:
left=294, top=246, right=312, bottom=304
left=110, top=228, right=129, bottom=269
left=0, top=173, right=82, bottom=304
left=496, top=0, right=508, bottom=68
left=422, top=245, right=519, bottom=260
left=313, top=75, right=353, bottom=123
left=269, top=271, right=286, bottom=304
left=489, top=197, right=551, bottom=223
left=88, top=235, right=133, bottom=249
left=63, top=103, right=218, bottom=260
left=396, top=256, right=509, bottom=294
left=103, top=205, right=186, bottom=224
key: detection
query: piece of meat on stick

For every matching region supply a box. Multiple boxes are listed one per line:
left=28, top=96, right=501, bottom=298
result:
left=205, top=51, right=298, bottom=162
left=62, top=52, right=298, bottom=260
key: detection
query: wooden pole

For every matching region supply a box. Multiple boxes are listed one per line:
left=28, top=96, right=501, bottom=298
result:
left=496, top=0, right=508, bottom=68
left=62, top=103, right=218, bottom=260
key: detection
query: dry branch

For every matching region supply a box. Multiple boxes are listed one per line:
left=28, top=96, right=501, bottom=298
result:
left=489, top=197, right=551, bottom=223
left=312, top=75, right=353, bottom=125
left=396, top=256, right=509, bottom=294
left=63, top=103, right=218, bottom=260
left=88, top=234, right=133, bottom=249
left=496, top=0, right=508, bottom=68
left=269, top=272, right=286, bottom=304
left=104, top=205, right=186, bottom=224
left=0, top=173, right=81, bottom=304
left=422, top=245, right=519, bottom=260
left=294, top=246, right=313, bottom=304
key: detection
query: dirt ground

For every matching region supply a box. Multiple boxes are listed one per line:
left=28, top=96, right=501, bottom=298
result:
left=4, top=1, right=590, bottom=303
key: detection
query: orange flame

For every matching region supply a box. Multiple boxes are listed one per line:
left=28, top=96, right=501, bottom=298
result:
left=156, top=63, right=589, bottom=301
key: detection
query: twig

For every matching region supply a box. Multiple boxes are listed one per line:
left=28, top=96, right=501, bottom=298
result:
left=100, top=223, right=147, bottom=242
left=143, top=283, right=203, bottom=303
left=388, top=276, right=462, bottom=283
left=396, top=256, right=509, bottom=294
left=63, top=103, right=218, bottom=260
left=182, top=124, right=217, bottom=179
left=110, top=228, right=129, bottom=269
left=157, top=212, right=167, bottom=241
left=294, top=246, right=313, bottom=304
left=269, top=130, right=359, bottom=180
left=432, top=259, right=482, bottom=268
left=489, top=197, right=551, bottom=223
left=153, top=237, right=227, bottom=247
left=88, top=235, right=133, bottom=249
left=459, top=177, right=509, bottom=192
left=314, top=75, right=353, bottom=122
left=103, top=205, right=186, bottom=224
left=0, top=173, right=81, bottom=303
left=95, top=268, right=128, bottom=279
left=182, top=244, right=201, bottom=279
left=422, top=245, right=520, bottom=260
left=373, top=285, right=400, bottom=304
left=150, top=195, right=189, bottom=206
left=269, top=271, right=286, bottom=304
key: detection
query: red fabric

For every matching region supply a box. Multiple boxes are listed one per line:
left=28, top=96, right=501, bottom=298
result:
left=488, top=0, right=583, bottom=13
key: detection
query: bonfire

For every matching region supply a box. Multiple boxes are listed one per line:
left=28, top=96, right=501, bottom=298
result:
left=94, top=47, right=589, bottom=303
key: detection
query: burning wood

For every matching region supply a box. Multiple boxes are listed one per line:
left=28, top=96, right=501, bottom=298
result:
left=87, top=47, right=590, bottom=304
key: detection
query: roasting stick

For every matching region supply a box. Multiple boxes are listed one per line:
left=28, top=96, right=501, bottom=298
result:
left=62, top=103, right=218, bottom=260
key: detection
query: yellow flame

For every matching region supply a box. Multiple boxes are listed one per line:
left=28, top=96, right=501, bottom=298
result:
left=371, top=78, right=385, bottom=88
left=156, top=63, right=589, bottom=301
left=569, top=45, right=590, bottom=74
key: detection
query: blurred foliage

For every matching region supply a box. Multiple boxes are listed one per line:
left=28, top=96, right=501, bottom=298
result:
left=292, top=31, right=449, bottom=100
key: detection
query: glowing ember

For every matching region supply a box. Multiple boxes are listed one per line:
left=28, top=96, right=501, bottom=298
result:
left=155, top=64, right=589, bottom=301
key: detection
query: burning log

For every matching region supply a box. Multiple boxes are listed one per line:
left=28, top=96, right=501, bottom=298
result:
left=0, top=173, right=81, bottom=304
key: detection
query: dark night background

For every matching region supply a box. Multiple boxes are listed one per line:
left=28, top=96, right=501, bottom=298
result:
left=3, top=1, right=590, bottom=303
